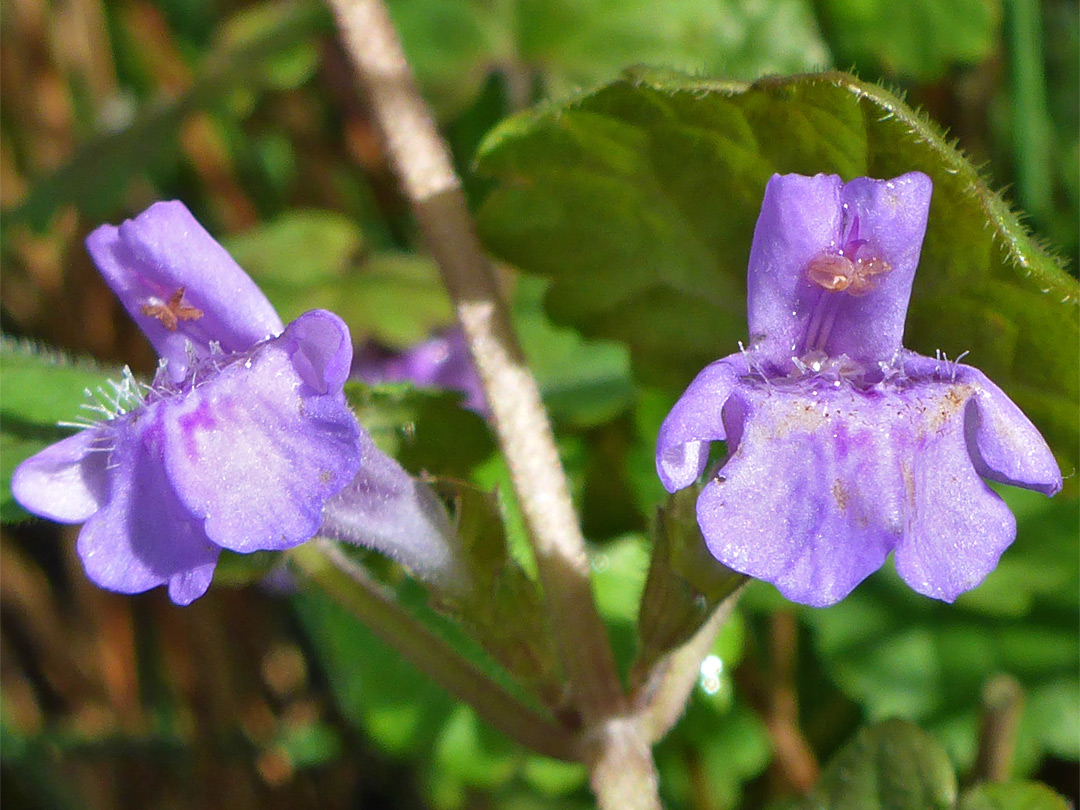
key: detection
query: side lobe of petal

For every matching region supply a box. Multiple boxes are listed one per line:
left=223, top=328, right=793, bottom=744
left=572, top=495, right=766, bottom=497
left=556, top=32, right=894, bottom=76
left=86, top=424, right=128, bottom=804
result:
left=320, top=430, right=466, bottom=593
left=285, top=310, right=353, bottom=394
left=826, top=173, right=932, bottom=362
left=86, top=201, right=283, bottom=381
left=12, top=430, right=111, bottom=522
left=903, top=352, right=1062, bottom=496
left=893, top=389, right=1017, bottom=602
left=656, top=354, right=748, bottom=492
left=696, top=386, right=901, bottom=607
left=160, top=327, right=362, bottom=554
left=76, top=422, right=219, bottom=604
left=746, top=173, right=843, bottom=366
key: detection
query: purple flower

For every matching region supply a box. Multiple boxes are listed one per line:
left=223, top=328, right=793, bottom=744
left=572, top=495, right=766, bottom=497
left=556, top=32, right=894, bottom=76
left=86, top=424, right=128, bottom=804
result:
left=12, top=202, right=363, bottom=605
left=353, top=328, right=487, bottom=414
left=656, top=173, right=1062, bottom=607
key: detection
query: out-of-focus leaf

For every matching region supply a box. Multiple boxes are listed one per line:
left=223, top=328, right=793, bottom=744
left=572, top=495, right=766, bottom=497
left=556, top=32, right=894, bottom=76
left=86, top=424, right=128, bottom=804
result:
left=959, top=781, right=1070, bottom=810
left=211, top=550, right=280, bottom=587
left=514, top=275, right=632, bottom=428
left=656, top=700, right=771, bottom=810
left=345, top=382, right=494, bottom=478
left=226, top=213, right=456, bottom=348
left=818, top=0, right=1001, bottom=80
left=0, top=338, right=114, bottom=522
left=271, top=720, right=343, bottom=769
left=4, top=0, right=329, bottom=229
left=388, top=0, right=829, bottom=115
left=590, top=533, right=650, bottom=677
left=291, top=588, right=455, bottom=755
left=223, top=209, right=362, bottom=285
left=475, top=70, right=1079, bottom=475
left=433, top=704, right=518, bottom=789
left=217, top=1, right=321, bottom=90
left=799, top=719, right=957, bottom=810
left=516, top=0, right=830, bottom=97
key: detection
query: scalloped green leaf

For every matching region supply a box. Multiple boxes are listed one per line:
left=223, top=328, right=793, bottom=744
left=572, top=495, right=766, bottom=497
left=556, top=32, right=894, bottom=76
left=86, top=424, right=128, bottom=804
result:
left=475, top=70, right=1079, bottom=473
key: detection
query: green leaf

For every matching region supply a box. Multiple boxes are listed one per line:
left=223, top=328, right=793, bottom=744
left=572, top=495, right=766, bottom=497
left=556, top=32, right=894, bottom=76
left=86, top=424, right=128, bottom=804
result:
left=0, top=338, right=115, bottom=522
left=223, top=209, right=363, bottom=286
left=818, top=0, right=1001, bottom=80
left=475, top=70, right=1079, bottom=473
left=428, top=481, right=562, bottom=699
left=636, top=485, right=746, bottom=671
left=799, top=719, right=957, bottom=810
left=656, top=700, right=771, bottom=810
left=211, top=550, right=281, bottom=587
left=345, top=382, right=494, bottom=479
left=959, top=781, right=1070, bottom=810
left=433, top=704, right=518, bottom=789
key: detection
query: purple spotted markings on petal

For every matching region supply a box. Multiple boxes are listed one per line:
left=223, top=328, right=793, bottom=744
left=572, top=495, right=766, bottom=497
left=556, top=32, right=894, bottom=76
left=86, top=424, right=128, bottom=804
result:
left=657, top=172, right=1062, bottom=607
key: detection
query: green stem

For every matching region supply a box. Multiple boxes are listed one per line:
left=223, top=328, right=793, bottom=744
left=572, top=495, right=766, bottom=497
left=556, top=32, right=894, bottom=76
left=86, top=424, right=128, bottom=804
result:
left=290, top=540, right=578, bottom=761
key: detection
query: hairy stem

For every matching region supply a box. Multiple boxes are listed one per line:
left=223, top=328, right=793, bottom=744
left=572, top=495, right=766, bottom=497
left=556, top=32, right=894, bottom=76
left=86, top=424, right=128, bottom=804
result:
left=323, top=0, right=623, bottom=724
left=291, top=540, right=577, bottom=761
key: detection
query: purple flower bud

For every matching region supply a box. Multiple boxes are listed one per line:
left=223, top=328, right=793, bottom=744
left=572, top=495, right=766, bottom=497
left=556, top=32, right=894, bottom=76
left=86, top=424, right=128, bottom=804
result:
left=12, top=203, right=366, bottom=605
left=657, top=173, right=1062, bottom=607
left=353, top=328, right=487, bottom=415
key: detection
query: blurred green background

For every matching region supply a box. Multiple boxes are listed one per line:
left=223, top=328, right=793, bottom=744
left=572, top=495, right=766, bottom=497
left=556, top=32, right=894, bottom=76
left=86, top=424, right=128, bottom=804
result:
left=1, top=0, right=1076, bottom=808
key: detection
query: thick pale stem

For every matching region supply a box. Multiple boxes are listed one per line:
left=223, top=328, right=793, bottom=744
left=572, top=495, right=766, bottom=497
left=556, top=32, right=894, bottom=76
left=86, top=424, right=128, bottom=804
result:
left=290, top=540, right=578, bottom=761
left=323, top=0, right=623, bottom=722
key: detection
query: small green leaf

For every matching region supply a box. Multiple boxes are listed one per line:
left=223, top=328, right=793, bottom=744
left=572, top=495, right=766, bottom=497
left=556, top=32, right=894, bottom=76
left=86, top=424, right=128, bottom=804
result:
left=291, top=588, right=454, bottom=755
left=959, top=781, right=1070, bottom=810
left=429, top=481, right=562, bottom=699
left=476, top=70, right=1079, bottom=473
left=636, top=486, right=746, bottom=670
left=433, top=704, right=518, bottom=789
left=800, top=719, right=957, bottom=810
left=0, top=338, right=115, bottom=522
left=223, top=209, right=363, bottom=286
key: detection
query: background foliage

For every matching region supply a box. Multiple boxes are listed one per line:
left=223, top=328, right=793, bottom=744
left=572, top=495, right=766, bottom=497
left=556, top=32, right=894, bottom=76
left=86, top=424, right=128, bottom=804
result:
left=1, top=0, right=1076, bottom=808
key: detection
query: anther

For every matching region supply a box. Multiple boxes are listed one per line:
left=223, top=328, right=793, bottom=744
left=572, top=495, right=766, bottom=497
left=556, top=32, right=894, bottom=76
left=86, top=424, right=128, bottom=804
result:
left=142, top=287, right=203, bottom=331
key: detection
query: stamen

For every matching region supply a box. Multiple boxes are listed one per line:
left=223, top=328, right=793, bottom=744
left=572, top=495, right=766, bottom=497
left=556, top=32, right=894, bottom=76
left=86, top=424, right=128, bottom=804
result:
left=807, top=254, right=855, bottom=293
left=141, top=287, right=203, bottom=332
